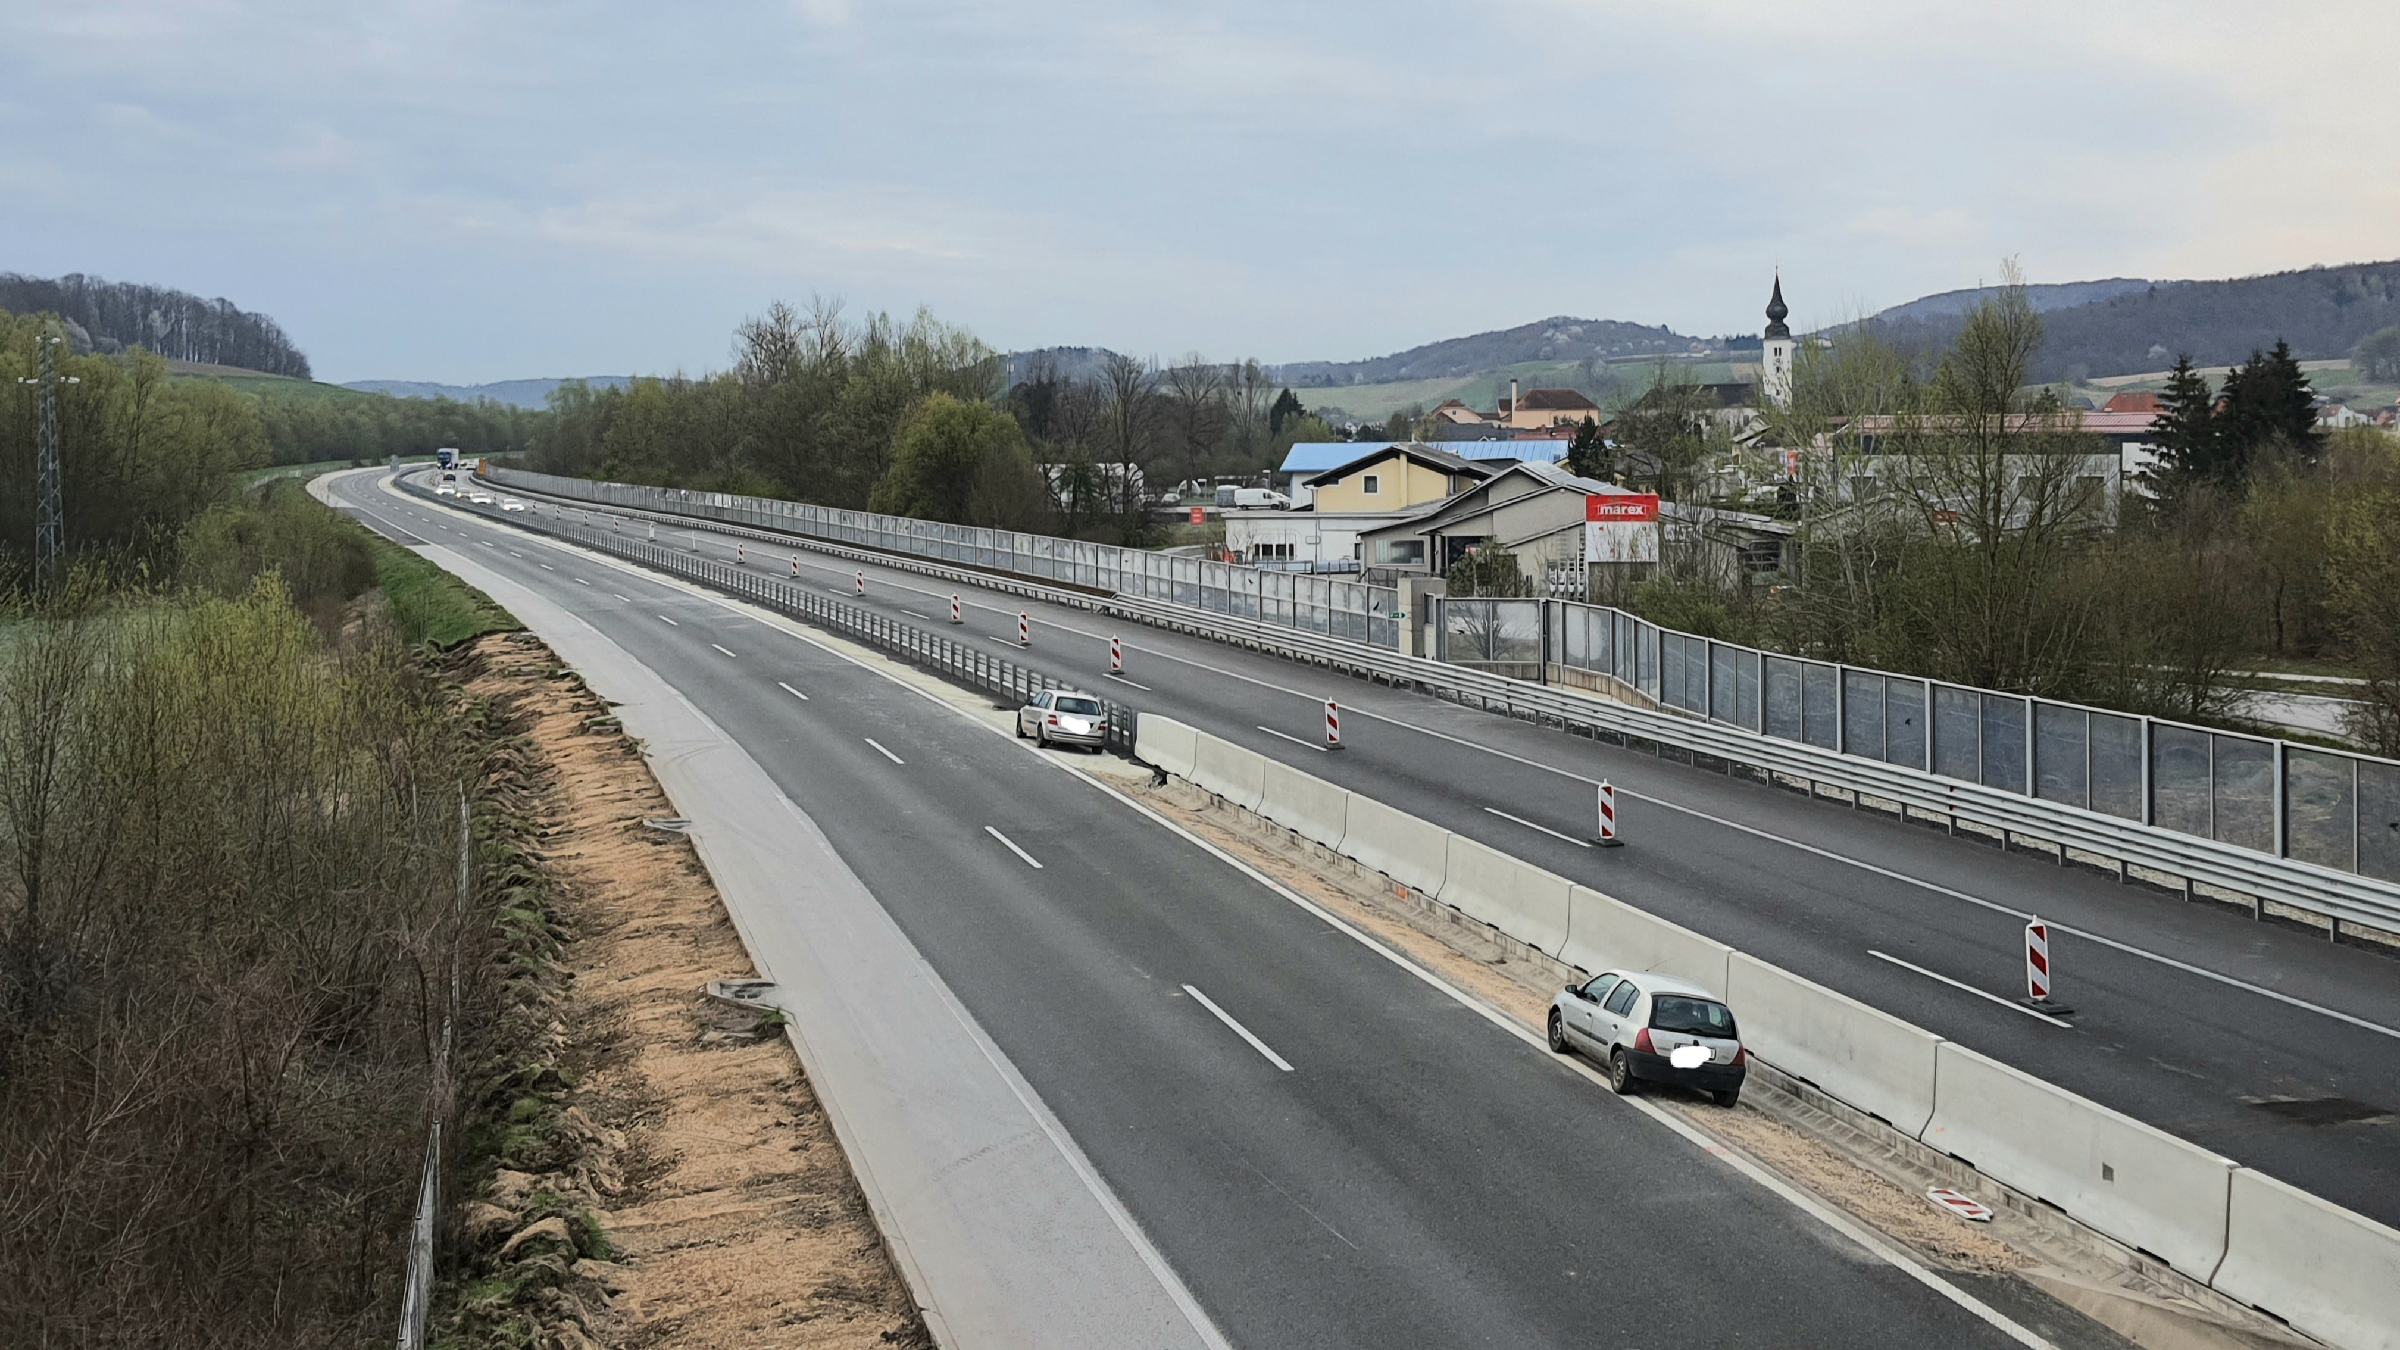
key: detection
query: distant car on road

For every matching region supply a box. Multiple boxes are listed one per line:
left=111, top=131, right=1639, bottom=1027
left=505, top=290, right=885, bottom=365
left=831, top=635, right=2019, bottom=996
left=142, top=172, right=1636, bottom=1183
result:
left=1548, top=970, right=1745, bottom=1106
left=469, top=491, right=494, bottom=505
left=434, top=483, right=457, bottom=497
left=1016, top=689, right=1107, bottom=750
left=501, top=498, right=525, bottom=512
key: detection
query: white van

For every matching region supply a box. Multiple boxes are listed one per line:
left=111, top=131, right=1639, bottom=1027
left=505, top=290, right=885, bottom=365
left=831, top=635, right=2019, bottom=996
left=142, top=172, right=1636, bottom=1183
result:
left=1231, top=488, right=1293, bottom=510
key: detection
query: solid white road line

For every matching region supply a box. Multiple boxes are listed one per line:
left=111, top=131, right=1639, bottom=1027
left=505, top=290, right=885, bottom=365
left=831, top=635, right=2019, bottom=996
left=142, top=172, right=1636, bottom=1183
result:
left=1482, top=806, right=1592, bottom=849
left=657, top=615, right=679, bottom=626
left=711, top=643, right=738, bottom=659
left=1103, top=672, right=1153, bottom=691
left=1870, top=951, right=2073, bottom=1029
left=1182, top=984, right=1295, bottom=1072
left=1256, top=725, right=1328, bottom=753
left=864, top=737, right=905, bottom=765
left=984, top=825, right=1042, bottom=868
left=777, top=681, right=810, bottom=702
left=429, top=482, right=2043, bottom=1348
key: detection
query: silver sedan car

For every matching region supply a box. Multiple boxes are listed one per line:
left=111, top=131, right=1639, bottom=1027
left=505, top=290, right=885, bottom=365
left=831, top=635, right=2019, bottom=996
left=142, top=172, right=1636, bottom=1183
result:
left=1017, top=690, right=1107, bottom=751
left=1548, top=970, right=1746, bottom=1106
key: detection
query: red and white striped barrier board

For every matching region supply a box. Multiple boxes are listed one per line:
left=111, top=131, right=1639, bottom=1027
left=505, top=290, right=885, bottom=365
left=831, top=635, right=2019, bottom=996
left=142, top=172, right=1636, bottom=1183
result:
left=1110, top=636, right=1123, bottom=673
left=2026, top=919, right=2051, bottom=1001
left=854, top=571, right=865, bottom=595
left=736, top=543, right=746, bottom=566
left=1325, top=700, right=1342, bottom=749
left=1924, top=1188, right=1994, bottom=1223
left=1596, top=780, right=1622, bottom=847
left=951, top=595, right=962, bottom=624
left=790, top=557, right=800, bottom=577
left=1018, top=613, right=1030, bottom=646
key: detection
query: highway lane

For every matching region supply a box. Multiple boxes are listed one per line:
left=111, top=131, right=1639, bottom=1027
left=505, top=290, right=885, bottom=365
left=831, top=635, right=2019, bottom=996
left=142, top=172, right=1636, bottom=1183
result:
left=335, top=472, right=2078, bottom=1348
left=446, top=476, right=2400, bottom=1227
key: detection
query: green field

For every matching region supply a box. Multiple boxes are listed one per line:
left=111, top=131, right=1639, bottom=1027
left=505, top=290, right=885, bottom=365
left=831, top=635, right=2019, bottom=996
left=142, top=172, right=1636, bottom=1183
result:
left=1296, top=358, right=1751, bottom=424
left=2080, top=359, right=2396, bottom=413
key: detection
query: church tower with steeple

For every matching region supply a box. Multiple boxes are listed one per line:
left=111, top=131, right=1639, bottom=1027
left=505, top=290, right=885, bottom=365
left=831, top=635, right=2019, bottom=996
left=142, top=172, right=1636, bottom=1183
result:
left=1761, top=274, right=1795, bottom=409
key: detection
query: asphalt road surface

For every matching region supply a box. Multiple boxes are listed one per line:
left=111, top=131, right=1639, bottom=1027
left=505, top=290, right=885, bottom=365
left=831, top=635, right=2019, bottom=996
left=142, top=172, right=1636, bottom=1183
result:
left=439, top=472, right=2400, bottom=1231
left=332, top=470, right=2105, bottom=1348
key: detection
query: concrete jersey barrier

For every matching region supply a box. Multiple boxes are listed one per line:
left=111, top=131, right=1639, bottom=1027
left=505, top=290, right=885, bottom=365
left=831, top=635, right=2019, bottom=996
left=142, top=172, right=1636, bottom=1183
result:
left=1142, top=702, right=2395, bottom=1347
left=1136, top=716, right=1201, bottom=783
left=1189, top=735, right=1269, bottom=812
left=1723, top=954, right=1942, bottom=1137
left=1339, top=794, right=1451, bottom=897
left=1557, top=887, right=1733, bottom=997
left=2212, top=1168, right=2400, bottom=1350
left=1437, top=835, right=1573, bottom=957
left=1257, top=759, right=1351, bottom=848
left=1922, top=1043, right=2235, bottom=1279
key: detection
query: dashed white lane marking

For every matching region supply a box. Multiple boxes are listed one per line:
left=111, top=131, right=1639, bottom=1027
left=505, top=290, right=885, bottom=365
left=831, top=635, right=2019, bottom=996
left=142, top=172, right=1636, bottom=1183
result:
left=1182, top=985, right=1295, bottom=1072
left=657, top=615, right=679, bottom=627
left=864, top=737, right=905, bottom=765
left=1104, top=673, right=1153, bottom=691
left=711, top=643, right=737, bottom=659
left=778, top=681, right=810, bottom=702
left=984, top=825, right=1043, bottom=869
left=1870, top=951, right=2073, bottom=1028
left=1483, top=806, right=1592, bottom=849
left=1256, top=725, right=1327, bottom=753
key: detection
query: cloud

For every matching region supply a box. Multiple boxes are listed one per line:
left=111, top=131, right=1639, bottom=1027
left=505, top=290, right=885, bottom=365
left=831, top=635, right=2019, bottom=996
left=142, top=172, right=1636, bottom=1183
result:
left=792, top=0, right=853, bottom=26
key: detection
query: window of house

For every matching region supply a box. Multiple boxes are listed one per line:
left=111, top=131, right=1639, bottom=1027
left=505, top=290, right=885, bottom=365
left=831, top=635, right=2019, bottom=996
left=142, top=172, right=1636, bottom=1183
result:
left=1362, top=473, right=1381, bottom=495
left=1377, top=539, right=1425, bottom=565
left=1254, top=542, right=1295, bottom=561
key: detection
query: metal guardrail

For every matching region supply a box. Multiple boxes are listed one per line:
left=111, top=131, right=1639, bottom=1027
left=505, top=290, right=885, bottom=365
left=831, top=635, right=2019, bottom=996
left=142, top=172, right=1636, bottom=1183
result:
left=396, top=792, right=471, bottom=1350
left=448, top=476, right=2400, bottom=940
left=408, top=482, right=1133, bottom=754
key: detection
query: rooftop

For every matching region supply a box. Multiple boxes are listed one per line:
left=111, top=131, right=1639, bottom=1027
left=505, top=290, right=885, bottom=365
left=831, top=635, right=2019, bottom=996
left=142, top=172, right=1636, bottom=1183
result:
left=1277, top=439, right=1570, bottom=474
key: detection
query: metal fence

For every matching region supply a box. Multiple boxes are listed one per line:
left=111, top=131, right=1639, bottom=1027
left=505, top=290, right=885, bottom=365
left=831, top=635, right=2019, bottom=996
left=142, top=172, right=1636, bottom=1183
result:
left=1512, top=595, right=2400, bottom=887
left=421, top=482, right=1134, bottom=752
left=489, top=468, right=1402, bottom=651
left=396, top=792, right=471, bottom=1350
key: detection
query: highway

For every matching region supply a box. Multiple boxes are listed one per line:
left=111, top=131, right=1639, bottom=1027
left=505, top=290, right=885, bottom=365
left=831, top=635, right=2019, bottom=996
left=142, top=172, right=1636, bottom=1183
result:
left=443, top=472, right=2400, bottom=1231
left=327, top=470, right=2098, bottom=1347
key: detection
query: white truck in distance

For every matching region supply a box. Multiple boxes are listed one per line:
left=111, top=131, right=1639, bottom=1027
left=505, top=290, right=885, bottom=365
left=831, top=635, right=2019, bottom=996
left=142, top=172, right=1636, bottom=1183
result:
left=1216, top=486, right=1292, bottom=510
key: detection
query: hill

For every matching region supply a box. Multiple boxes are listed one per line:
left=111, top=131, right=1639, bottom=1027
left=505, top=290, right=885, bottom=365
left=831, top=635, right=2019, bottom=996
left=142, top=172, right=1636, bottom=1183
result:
left=1, top=272, right=311, bottom=377
left=340, top=375, right=636, bottom=409
left=1856, top=261, right=2400, bottom=381
left=1862, top=277, right=2160, bottom=326
left=1278, top=315, right=1706, bottom=388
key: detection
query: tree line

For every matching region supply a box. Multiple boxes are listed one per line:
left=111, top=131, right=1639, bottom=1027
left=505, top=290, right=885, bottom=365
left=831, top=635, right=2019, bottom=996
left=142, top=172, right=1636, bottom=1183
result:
left=527, top=297, right=1330, bottom=544
left=0, top=272, right=312, bottom=378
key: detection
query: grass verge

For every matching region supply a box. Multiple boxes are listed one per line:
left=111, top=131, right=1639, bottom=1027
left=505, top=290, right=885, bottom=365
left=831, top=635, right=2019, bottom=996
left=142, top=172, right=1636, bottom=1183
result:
left=361, top=531, right=522, bottom=649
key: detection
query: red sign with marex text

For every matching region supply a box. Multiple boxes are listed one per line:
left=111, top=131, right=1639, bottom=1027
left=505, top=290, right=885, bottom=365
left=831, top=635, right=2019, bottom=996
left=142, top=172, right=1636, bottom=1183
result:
left=1586, top=493, right=1661, bottom=522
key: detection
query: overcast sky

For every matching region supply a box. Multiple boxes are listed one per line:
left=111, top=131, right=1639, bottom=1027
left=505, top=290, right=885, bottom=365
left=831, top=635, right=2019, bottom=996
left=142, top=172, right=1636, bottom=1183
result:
left=5, top=1, right=2394, bottom=385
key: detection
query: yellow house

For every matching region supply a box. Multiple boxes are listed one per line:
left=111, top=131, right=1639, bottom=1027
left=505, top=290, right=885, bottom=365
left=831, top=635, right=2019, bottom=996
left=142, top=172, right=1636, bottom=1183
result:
left=1301, top=443, right=1496, bottom=513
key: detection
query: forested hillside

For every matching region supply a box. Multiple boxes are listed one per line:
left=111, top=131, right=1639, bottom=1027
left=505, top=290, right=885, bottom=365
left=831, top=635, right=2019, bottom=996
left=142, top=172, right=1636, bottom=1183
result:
left=1279, top=315, right=1699, bottom=388
left=0, top=272, right=311, bottom=377
left=1861, top=261, right=2400, bottom=380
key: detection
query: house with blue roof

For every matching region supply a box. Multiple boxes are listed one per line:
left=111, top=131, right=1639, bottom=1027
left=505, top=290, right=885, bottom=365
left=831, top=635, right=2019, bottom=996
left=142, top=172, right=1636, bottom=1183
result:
left=1274, top=439, right=1570, bottom=506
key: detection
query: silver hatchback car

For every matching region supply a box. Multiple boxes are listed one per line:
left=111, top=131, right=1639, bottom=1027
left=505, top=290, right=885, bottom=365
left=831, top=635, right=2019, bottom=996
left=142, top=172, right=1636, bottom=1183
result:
left=1548, top=970, right=1746, bottom=1107
left=1017, top=689, right=1107, bottom=751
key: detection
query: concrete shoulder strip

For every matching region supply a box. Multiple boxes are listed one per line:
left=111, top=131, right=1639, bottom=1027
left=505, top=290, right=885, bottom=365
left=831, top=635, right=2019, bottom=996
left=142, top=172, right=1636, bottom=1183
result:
left=1724, top=953, right=1941, bottom=1138
left=1922, top=1042, right=2233, bottom=1282
left=2213, top=1167, right=2400, bottom=1350
left=400, top=532, right=1226, bottom=1350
